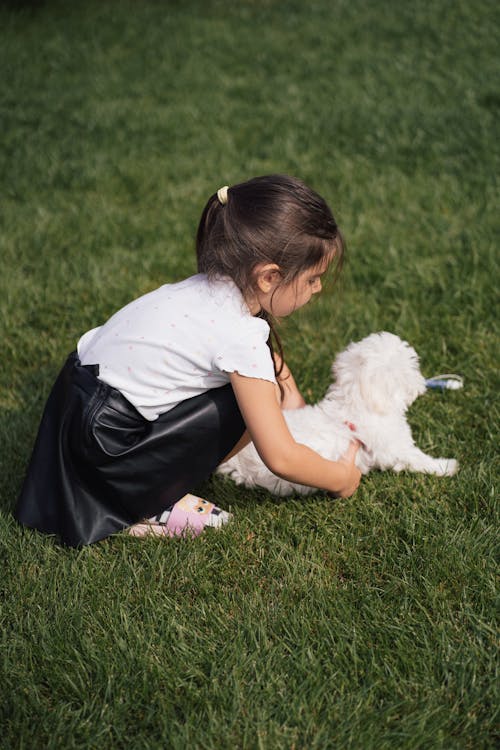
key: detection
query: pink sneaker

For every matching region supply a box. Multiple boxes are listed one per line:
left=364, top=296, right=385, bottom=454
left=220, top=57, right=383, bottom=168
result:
left=128, top=494, right=231, bottom=538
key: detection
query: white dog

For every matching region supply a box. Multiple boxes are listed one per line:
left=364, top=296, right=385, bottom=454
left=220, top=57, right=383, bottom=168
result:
left=218, top=332, right=459, bottom=495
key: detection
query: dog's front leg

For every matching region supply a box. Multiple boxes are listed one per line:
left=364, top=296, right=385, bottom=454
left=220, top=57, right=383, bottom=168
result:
left=392, top=446, right=458, bottom=476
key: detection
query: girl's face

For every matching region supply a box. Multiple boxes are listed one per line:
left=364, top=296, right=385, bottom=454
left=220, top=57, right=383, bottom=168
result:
left=270, top=266, right=325, bottom=316
left=254, top=258, right=330, bottom=317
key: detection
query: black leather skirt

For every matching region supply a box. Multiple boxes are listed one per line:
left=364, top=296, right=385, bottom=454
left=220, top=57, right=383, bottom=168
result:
left=14, top=352, right=245, bottom=546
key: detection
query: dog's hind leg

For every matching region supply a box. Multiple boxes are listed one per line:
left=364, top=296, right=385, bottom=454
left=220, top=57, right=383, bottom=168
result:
left=392, top=448, right=458, bottom=476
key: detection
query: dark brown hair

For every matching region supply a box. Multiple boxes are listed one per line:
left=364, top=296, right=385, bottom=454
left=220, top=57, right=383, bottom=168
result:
left=196, top=174, right=344, bottom=389
left=196, top=174, right=343, bottom=290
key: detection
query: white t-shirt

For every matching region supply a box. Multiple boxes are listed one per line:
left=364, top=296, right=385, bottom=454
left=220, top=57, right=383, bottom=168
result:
left=77, top=274, right=276, bottom=420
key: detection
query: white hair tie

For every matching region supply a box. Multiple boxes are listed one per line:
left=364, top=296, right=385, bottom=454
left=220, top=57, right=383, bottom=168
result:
left=217, top=186, right=229, bottom=205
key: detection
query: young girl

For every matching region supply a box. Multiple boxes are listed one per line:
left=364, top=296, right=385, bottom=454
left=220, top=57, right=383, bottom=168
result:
left=15, top=174, right=361, bottom=546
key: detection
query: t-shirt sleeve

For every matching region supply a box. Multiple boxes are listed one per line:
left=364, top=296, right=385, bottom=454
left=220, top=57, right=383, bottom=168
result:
left=77, top=326, right=101, bottom=360
left=214, top=319, right=276, bottom=383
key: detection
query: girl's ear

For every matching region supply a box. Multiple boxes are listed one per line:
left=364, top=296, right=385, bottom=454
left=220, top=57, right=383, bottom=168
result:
left=253, top=263, right=282, bottom=293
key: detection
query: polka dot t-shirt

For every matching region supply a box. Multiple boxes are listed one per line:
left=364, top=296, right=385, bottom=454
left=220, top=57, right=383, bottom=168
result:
left=77, top=274, right=276, bottom=420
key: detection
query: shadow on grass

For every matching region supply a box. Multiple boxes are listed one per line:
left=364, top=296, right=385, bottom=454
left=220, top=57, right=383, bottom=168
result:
left=0, top=362, right=61, bottom=514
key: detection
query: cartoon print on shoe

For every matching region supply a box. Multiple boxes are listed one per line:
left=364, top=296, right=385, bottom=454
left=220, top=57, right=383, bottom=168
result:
left=128, top=493, right=231, bottom=538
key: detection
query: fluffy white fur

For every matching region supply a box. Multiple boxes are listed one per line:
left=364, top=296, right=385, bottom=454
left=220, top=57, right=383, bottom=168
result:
left=218, top=332, right=458, bottom=495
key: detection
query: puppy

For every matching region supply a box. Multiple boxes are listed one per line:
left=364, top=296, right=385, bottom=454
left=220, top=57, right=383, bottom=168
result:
left=218, top=332, right=458, bottom=495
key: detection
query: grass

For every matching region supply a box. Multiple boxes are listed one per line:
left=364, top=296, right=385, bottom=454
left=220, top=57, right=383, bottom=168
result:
left=0, top=0, right=498, bottom=747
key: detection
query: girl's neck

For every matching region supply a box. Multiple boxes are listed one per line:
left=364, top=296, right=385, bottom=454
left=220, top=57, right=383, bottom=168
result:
left=245, top=293, right=262, bottom=316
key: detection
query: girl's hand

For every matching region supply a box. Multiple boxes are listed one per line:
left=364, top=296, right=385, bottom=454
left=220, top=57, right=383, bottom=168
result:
left=329, top=440, right=362, bottom=498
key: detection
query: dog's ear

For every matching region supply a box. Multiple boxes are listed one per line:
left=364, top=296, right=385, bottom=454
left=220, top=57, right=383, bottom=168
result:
left=359, top=361, right=423, bottom=414
left=358, top=363, right=395, bottom=414
left=334, top=332, right=426, bottom=415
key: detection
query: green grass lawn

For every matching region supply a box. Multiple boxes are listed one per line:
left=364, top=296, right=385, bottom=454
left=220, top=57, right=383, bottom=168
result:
left=0, top=1, right=498, bottom=747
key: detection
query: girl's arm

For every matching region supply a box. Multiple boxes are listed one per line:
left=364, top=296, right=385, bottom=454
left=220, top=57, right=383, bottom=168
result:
left=229, top=372, right=361, bottom=498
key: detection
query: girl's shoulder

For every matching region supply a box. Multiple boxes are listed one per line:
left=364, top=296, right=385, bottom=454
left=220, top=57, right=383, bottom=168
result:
left=162, top=273, right=232, bottom=300
left=167, top=274, right=254, bottom=320
left=150, top=274, right=270, bottom=343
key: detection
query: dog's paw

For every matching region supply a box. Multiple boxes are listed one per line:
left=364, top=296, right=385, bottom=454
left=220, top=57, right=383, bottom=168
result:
left=433, top=458, right=459, bottom=476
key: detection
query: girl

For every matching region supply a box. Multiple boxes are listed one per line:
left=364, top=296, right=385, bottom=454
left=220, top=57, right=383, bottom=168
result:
left=15, top=175, right=361, bottom=546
